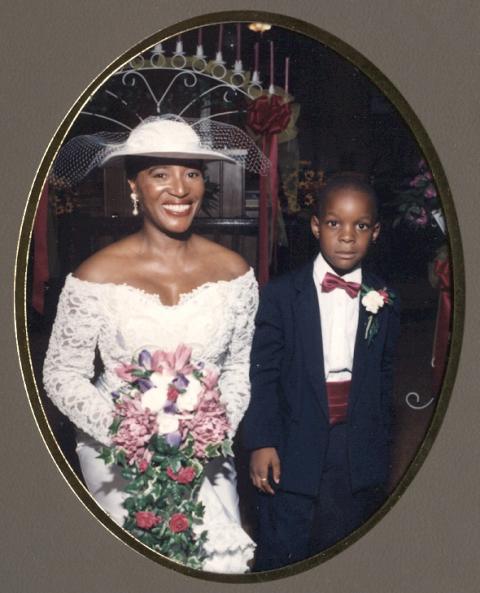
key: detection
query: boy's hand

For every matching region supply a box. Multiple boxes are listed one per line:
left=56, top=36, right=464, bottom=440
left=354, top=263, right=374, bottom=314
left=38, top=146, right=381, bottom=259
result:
left=250, top=448, right=281, bottom=495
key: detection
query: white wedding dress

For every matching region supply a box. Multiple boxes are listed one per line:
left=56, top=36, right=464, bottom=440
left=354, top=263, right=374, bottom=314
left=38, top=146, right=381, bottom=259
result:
left=43, top=268, right=258, bottom=573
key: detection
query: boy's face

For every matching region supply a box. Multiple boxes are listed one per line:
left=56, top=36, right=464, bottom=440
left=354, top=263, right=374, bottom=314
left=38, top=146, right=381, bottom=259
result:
left=311, top=188, right=380, bottom=275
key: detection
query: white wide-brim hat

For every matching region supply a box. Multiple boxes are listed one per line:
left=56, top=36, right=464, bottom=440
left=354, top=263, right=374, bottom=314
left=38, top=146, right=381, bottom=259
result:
left=50, top=114, right=270, bottom=188
left=101, top=117, right=236, bottom=166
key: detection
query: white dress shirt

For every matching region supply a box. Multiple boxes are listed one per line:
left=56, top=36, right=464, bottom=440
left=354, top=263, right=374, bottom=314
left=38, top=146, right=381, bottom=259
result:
left=313, top=252, right=362, bottom=382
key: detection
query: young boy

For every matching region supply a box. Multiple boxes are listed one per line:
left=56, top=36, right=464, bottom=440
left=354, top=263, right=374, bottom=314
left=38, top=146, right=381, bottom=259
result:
left=242, top=175, right=400, bottom=570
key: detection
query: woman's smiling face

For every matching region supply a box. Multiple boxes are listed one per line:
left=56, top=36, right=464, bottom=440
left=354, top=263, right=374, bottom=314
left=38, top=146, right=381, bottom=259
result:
left=129, top=160, right=205, bottom=235
left=311, top=188, right=380, bottom=275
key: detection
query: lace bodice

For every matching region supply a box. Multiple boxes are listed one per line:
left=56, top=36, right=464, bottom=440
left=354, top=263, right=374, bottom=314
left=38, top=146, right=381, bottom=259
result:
left=43, top=269, right=259, bottom=445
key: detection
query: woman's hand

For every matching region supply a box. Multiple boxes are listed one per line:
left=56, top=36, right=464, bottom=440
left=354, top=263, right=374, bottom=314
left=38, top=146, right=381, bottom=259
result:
left=250, top=447, right=281, bottom=495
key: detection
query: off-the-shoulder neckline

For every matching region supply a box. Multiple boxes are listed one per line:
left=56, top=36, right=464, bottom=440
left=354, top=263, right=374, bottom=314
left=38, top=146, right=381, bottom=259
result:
left=66, top=267, right=256, bottom=308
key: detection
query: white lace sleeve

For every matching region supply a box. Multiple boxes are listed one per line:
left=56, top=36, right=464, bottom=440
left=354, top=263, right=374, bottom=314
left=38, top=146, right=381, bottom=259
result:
left=218, top=270, right=259, bottom=437
left=43, top=276, right=114, bottom=445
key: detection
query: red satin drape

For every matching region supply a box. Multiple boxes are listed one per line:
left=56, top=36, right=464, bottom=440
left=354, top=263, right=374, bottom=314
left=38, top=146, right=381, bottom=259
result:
left=432, top=257, right=452, bottom=394
left=32, top=182, right=49, bottom=314
left=247, top=95, right=291, bottom=286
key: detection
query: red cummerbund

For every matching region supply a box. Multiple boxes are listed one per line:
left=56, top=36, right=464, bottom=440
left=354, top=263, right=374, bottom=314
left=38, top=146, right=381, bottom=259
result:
left=326, top=380, right=351, bottom=425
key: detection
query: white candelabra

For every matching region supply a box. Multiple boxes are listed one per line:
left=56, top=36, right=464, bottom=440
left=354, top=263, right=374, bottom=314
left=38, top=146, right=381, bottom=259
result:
left=81, top=25, right=291, bottom=129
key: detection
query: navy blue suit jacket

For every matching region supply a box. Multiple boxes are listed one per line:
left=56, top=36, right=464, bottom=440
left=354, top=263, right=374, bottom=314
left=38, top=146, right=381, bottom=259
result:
left=242, top=261, right=401, bottom=496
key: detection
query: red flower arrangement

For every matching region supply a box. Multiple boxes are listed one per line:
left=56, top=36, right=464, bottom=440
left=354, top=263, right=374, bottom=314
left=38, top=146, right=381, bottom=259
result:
left=169, top=513, right=190, bottom=534
left=135, top=511, right=162, bottom=530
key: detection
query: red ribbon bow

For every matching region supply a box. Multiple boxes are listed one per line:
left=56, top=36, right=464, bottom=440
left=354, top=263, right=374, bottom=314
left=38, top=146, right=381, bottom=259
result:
left=246, top=94, right=292, bottom=136
left=321, top=272, right=361, bottom=298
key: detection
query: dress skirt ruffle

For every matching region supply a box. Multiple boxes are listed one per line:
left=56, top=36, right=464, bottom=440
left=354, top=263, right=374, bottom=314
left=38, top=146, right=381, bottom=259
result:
left=76, top=431, right=255, bottom=573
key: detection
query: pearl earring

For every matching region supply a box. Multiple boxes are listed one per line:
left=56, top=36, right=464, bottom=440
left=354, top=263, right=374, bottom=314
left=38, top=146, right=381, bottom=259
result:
left=130, top=192, right=139, bottom=216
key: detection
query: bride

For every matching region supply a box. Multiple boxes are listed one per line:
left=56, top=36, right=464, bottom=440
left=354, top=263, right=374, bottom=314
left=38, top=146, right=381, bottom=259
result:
left=43, top=115, right=267, bottom=573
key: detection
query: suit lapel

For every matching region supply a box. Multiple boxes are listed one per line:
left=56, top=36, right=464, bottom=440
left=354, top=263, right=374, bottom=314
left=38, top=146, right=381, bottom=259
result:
left=349, top=270, right=384, bottom=411
left=293, top=263, right=330, bottom=421
left=349, top=292, right=369, bottom=411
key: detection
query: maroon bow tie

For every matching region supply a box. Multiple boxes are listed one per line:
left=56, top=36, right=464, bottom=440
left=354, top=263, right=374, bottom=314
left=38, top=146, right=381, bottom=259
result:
left=321, top=271, right=361, bottom=298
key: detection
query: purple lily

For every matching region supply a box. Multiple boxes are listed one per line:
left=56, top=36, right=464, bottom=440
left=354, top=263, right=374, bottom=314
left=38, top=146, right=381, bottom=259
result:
left=164, top=401, right=178, bottom=414
left=136, top=378, right=154, bottom=393
left=138, top=349, right=152, bottom=369
left=172, top=373, right=189, bottom=391
left=165, top=431, right=182, bottom=448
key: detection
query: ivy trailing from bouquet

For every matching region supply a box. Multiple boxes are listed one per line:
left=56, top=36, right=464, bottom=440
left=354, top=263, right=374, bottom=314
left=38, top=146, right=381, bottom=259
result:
left=99, top=344, right=232, bottom=569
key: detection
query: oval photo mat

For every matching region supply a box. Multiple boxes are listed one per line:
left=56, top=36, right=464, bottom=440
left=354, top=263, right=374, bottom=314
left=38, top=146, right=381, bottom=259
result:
left=15, top=10, right=463, bottom=583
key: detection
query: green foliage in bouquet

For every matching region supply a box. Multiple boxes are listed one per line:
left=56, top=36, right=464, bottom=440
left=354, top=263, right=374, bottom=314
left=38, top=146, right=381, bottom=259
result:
left=101, top=433, right=209, bottom=569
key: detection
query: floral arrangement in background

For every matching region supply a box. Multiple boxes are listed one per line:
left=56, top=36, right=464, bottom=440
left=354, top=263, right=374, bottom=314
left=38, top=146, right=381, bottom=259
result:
left=47, top=173, right=80, bottom=216
left=99, top=344, right=232, bottom=569
left=287, top=160, right=326, bottom=212
left=298, top=162, right=325, bottom=209
left=49, top=191, right=79, bottom=216
left=393, top=160, right=445, bottom=232
left=286, top=166, right=376, bottom=215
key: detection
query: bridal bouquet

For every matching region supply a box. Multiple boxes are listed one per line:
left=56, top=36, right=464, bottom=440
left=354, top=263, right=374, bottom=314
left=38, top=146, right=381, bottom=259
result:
left=99, top=344, right=232, bottom=569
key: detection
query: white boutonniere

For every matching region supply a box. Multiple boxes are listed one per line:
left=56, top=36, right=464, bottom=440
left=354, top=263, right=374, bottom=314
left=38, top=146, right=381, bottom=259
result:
left=361, top=285, right=395, bottom=344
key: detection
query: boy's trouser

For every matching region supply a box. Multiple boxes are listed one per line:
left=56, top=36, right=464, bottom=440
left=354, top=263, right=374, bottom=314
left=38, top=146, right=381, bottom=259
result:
left=253, top=423, right=386, bottom=571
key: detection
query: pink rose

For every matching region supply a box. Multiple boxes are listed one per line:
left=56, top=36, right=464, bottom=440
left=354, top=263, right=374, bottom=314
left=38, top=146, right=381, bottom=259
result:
left=169, top=513, right=189, bottom=533
left=138, top=459, right=149, bottom=473
left=176, top=466, right=196, bottom=484
left=424, top=184, right=437, bottom=198
left=166, top=466, right=196, bottom=484
left=409, top=174, right=424, bottom=188
left=180, top=406, right=230, bottom=458
left=112, top=398, right=158, bottom=465
left=417, top=207, right=429, bottom=226
left=135, top=511, right=162, bottom=530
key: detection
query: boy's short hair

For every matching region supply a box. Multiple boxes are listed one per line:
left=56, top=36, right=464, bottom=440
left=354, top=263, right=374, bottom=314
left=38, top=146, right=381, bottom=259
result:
left=315, top=173, right=379, bottom=221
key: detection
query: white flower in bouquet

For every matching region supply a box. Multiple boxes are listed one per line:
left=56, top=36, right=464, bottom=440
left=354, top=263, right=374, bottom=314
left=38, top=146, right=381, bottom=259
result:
left=142, top=388, right=167, bottom=412
left=141, top=372, right=173, bottom=412
left=361, top=290, right=386, bottom=314
left=176, top=376, right=203, bottom=412
left=157, top=412, right=180, bottom=435
left=151, top=371, right=174, bottom=391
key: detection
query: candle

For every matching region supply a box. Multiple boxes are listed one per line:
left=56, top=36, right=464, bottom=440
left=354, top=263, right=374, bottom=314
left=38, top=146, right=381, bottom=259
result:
left=197, top=27, right=203, bottom=46
left=254, top=41, right=259, bottom=72
left=269, top=41, right=274, bottom=86
left=217, top=24, right=224, bottom=52
left=284, top=56, right=290, bottom=94
left=236, top=23, right=241, bottom=61
left=175, top=35, right=183, bottom=55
